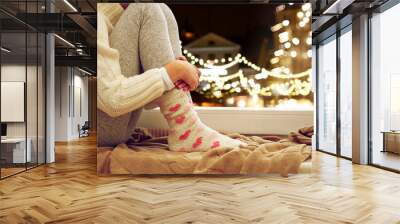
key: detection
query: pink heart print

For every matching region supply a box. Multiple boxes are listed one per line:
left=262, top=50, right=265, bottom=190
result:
left=175, top=115, right=185, bottom=124
left=192, top=137, right=203, bottom=149
left=169, top=103, right=181, bottom=112
left=211, top=141, right=220, bottom=149
left=179, top=130, right=191, bottom=140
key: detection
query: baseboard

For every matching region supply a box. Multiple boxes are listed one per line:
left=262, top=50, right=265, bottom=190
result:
left=137, top=107, right=314, bottom=135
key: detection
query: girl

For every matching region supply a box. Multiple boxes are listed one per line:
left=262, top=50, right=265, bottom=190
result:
left=97, top=3, right=244, bottom=151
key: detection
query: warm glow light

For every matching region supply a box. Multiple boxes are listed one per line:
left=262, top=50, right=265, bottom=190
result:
left=226, top=97, right=235, bottom=105
left=307, top=50, right=312, bottom=58
left=299, top=21, right=305, bottom=27
left=290, top=50, right=297, bottom=58
left=302, top=3, right=311, bottom=11
left=199, top=68, right=228, bottom=76
left=214, top=91, right=222, bottom=98
left=282, top=20, right=290, bottom=26
left=279, top=31, right=289, bottom=43
left=270, top=57, right=280, bottom=64
left=284, top=42, right=291, bottom=49
left=274, top=99, right=313, bottom=110
left=292, top=37, right=300, bottom=45
left=237, top=99, right=246, bottom=108
left=274, top=49, right=284, bottom=57
left=306, top=37, right=312, bottom=45
left=271, top=23, right=283, bottom=32
left=297, top=11, right=304, bottom=19
left=276, top=4, right=285, bottom=12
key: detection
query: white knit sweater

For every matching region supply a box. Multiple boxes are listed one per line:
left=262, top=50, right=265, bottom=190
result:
left=97, top=4, right=167, bottom=118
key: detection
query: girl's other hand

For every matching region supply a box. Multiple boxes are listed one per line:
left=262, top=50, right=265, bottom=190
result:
left=175, top=80, right=190, bottom=92
left=164, top=60, right=199, bottom=91
left=175, top=56, right=191, bottom=90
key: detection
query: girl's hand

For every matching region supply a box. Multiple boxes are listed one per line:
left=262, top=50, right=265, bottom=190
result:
left=175, top=80, right=190, bottom=92
left=174, top=56, right=201, bottom=91
left=175, top=56, right=190, bottom=91
left=164, top=60, right=200, bottom=91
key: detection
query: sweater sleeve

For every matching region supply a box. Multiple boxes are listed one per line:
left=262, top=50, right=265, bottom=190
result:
left=97, top=10, right=165, bottom=118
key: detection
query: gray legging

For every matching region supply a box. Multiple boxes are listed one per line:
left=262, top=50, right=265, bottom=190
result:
left=98, top=3, right=182, bottom=147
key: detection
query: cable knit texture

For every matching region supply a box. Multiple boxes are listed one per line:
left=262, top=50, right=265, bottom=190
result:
left=97, top=4, right=183, bottom=146
left=97, top=5, right=166, bottom=118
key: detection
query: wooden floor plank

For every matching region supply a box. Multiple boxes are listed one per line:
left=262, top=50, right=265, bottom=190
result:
left=0, top=135, right=399, bottom=223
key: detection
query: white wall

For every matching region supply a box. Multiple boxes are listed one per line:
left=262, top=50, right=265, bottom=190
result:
left=137, top=107, right=313, bottom=135
left=1, top=63, right=46, bottom=164
left=54, top=67, right=89, bottom=141
left=1, top=65, right=30, bottom=138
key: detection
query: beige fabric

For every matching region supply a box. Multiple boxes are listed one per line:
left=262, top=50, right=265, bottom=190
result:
left=97, top=134, right=311, bottom=177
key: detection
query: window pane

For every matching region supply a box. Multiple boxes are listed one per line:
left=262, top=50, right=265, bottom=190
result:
left=339, top=29, right=352, bottom=158
left=1, top=31, right=27, bottom=177
left=317, top=37, right=337, bottom=154
left=173, top=4, right=312, bottom=109
left=371, top=4, right=400, bottom=171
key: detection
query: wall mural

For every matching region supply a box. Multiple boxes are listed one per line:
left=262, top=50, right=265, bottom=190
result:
left=97, top=3, right=313, bottom=176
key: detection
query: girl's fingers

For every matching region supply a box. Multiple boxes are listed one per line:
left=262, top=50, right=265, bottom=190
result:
left=174, top=80, right=184, bottom=87
left=175, top=82, right=188, bottom=90
left=174, top=79, right=193, bottom=92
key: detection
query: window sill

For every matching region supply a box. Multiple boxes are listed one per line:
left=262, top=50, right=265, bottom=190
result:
left=137, top=107, right=314, bottom=135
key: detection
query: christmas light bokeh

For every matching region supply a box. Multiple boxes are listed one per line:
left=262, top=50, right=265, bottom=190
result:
left=180, top=3, right=313, bottom=109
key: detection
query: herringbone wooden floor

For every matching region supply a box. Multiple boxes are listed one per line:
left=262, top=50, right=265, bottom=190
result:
left=1, top=135, right=400, bottom=224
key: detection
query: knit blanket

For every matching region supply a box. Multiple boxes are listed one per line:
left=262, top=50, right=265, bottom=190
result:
left=97, top=128, right=312, bottom=177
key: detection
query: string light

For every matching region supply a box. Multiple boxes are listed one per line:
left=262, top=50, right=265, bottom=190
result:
left=297, top=11, right=304, bottom=19
left=271, top=23, right=283, bottom=32
left=278, top=31, right=289, bottom=43
left=282, top=20, right=290, bottom=26
left=274, top=49, right=284, bottom=57
left=306, top=37, right=312, bottom=45
left=181, top=5, right=312, bottom=101
left=292, top=37, right=300, bottom=45
left=270, top=57, right=280, bottom=64
left=301, top=3, right=311, bottom=11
